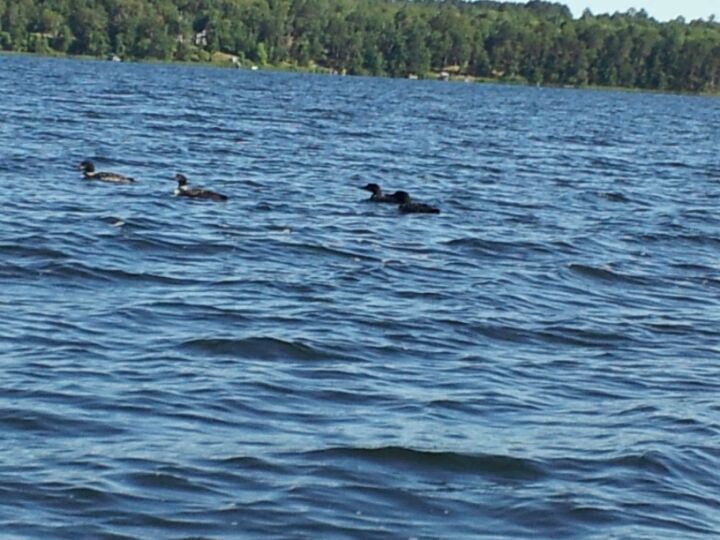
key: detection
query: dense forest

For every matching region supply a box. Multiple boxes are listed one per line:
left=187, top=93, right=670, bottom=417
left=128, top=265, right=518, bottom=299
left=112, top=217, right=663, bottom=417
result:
left=1, top=0, right=718, bottom=92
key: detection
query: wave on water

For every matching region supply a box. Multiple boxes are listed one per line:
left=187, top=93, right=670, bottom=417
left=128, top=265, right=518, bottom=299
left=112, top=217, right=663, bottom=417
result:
left=597, top=191, right=631, bottom=203
left=1, top=406, right=125, bottom=436
left=181, top=336, right=335, bottom=361
left=567, top=263, right=653, bottom=285
left=1, top=55, right=719, bottom=540
left=303, top=446, right=546, bottom=480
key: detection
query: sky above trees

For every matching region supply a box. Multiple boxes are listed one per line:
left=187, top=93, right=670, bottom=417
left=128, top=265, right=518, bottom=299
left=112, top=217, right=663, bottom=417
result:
left=563, top=1, right=718, bottom=21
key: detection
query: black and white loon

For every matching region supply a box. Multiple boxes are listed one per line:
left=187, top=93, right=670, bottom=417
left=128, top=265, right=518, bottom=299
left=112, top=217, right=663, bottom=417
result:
left=77, top=160, right=136, bottom=184
left=360, top=183, right=402, bottom=203
left=393, top=191, right=440, bottom=214
left=174, top=173, right=228, bottom=202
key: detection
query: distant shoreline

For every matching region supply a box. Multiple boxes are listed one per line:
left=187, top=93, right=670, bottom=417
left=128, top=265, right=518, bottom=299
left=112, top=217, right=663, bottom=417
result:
left=2, top=0, right=718, bottom=95
left=3, top=50, right=718, bottom=98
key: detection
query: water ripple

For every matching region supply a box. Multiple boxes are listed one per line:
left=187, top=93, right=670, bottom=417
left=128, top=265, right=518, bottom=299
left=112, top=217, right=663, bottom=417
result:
left=1, top=54, right=719, bottom=539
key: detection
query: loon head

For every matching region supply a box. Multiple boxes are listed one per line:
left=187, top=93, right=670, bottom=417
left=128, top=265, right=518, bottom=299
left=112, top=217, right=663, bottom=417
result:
left=361, top=183, right=381, bottom=195
left=175, top=173, right=188, bottom=187
left=391, top=190, right=411, bottom=204
left=78, top=160, right=95, bottom=173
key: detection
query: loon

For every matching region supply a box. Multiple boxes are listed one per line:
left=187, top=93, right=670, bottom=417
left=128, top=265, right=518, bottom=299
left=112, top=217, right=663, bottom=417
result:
left=361, top=183, right=402, bottom=203
left=393, top=191, right=440, bottom=214
left=77, top=160, right=136, bottom=184
left=174, top=173, right=228, bottom=202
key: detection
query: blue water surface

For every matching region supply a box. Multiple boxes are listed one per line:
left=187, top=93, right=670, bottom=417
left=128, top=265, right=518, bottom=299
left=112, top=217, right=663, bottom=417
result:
left=1, top=54, right=719, bottom=539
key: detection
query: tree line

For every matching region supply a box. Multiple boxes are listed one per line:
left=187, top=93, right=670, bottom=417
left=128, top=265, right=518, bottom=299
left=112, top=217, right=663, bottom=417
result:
left=1, top=0, right=718, bottom=93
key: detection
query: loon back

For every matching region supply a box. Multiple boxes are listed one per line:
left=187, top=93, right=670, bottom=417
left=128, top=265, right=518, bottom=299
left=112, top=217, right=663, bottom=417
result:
left=92, top=172, right=136, bottom=183
left=392, top=191, right=440, bottom=214
left=399, top=202, right=440, bottom=214
left=178, top=186, right=228, bottom=202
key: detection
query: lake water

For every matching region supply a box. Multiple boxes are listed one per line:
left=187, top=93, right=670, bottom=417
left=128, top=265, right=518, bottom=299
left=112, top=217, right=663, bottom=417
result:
left=1, top=54, right=719, bottom=538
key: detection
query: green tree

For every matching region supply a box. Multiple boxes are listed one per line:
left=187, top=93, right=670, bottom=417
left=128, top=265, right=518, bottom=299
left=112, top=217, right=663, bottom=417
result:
left=255, top=40, right=268, bottom=65
left=68, top=3, right=109, bottom=56
left=0, top=0, right=716, bottom=93
left=4, top=0, right=35, bottom=51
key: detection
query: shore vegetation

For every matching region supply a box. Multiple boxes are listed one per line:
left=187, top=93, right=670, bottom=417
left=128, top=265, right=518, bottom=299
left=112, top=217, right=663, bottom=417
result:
left=1, top=1, right=718, bottom=92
